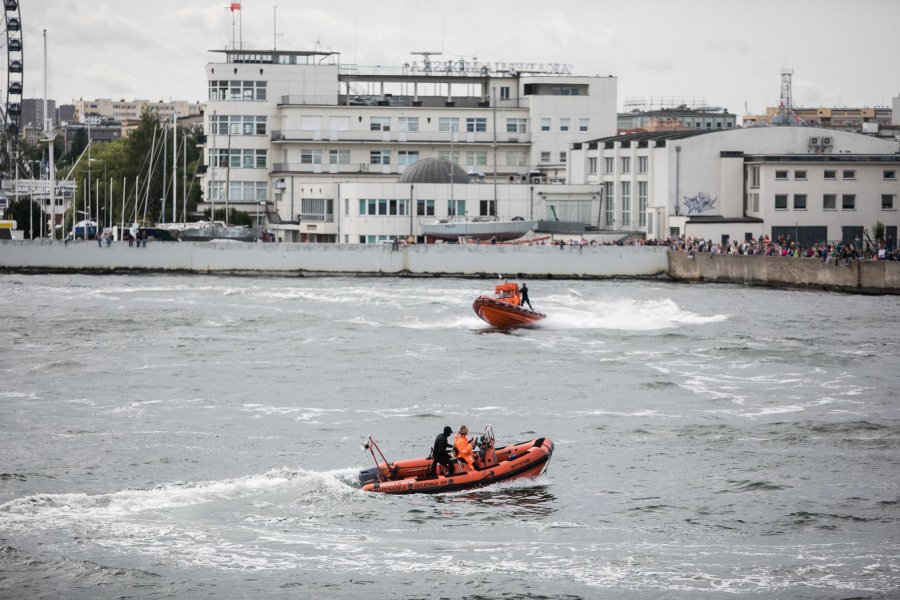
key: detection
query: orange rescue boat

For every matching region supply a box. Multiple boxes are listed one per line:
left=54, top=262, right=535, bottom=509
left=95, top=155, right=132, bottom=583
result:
left=473, top=280, right=546, bottom=329
left=360, top=426, right=553, bottom=494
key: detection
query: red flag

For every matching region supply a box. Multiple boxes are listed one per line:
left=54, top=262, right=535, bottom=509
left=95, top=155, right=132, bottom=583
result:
left=230, top=2, right=241, bottom=11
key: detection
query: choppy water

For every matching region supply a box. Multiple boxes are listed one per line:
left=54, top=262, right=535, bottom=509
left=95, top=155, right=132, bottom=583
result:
left=1, top=274, right=898, bottom=599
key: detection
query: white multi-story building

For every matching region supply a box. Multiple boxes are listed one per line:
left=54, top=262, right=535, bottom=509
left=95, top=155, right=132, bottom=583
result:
left=569, top=126, right=900, bottom=246
left=201, top=48, right=617, bottom=242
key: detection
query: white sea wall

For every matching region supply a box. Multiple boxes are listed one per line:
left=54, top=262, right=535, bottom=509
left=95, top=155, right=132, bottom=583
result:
left=0, top=240, right=668, bottom=278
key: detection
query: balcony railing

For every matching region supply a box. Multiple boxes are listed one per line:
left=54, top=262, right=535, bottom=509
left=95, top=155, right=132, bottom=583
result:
left=270, top=130, right=530, bottom=144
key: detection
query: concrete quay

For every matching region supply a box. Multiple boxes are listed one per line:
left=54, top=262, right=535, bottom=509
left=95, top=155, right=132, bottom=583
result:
left=0, top=240, right=668, bottom=279
left=3, top=241, right=899, bottom=294
left=667, top=251, right=900, bottom=295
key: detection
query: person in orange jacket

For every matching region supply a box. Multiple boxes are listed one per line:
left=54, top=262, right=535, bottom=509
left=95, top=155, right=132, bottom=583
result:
left=454, top=424, right=476, bottom=471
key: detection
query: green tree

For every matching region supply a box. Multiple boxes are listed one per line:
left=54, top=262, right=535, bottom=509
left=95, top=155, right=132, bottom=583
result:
left=872, top=221, right=885, bottom=243
left=66, top=109, right=204, bottom=228
left=5, top=198, right=43, bottom=239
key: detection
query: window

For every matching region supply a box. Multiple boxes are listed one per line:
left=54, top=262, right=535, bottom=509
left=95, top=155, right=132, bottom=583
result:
left=370, top=150, right=391, bottom=165
left=579, top=118, right=589, bottom=132
left=506, top=152, right=527, bottom=167
left=466, top=117, right=487, bottom=132
left=387, top=199, right=407, bottom=216
left=638, top=181, right=648, bottom=227
left=750, top=165, right=760, bottom=188
left=559, top=151, right=567, bottom=164
left=588, top=157, right=598, bottom=174
left=398, top=116, right=419, bottom=132
left=794, top=170, right=807, bottom=180
left=361, top=235, right=396, bottom=244
left=882, top=194, right=895, bottom=210
left=329, top=149, right=350, bottom=164
left=540, top=118, right=551, bottom=132
left=359, top=199, right=374, bottom=215
left=842, top=194, right=856, bottom=210
left=447, top=199, right=466, bottom=217
left=793, top=194, right=807, bottom=210
left=559, top=118, right=570, bottom=132
left=750, top=193, right=760, bottom=212
left=466, top=151, right=487, bottom=166
left=621, top=182, right=631, bottom=227
left=300, top=198, right=334, bottom=222
left=842, top=170, right=856, bottom=180
left=621, top=157, right=630, bottom=174
left=775, top=194, right=788, bottom=210
left=823, top=194, right=837, bottom=210
left=885, top=170, right=897, bottom=181
left=506, top=118, right=527, bottom=133
left=552, top=86, right=580, bottom=95
left=210, top=148, right=266, bottom=169
left=209, top=115, right=266, bottom=135
left=417, top=199, right=435, bottom=216
left=604, top=157, right=614, bottom=174
left=638, top=156, right=648, bottom=174
left=775, top=170, right=788, bottom=180
left=540, top=151, right=551, bottom=163
left=438, top=150, right=460, bottom=164
left=370, top=116, right=390, bottom=131
left=438, top=117, right=459, bottom=132
left=209, top=80, right=266, bottom=101
left=208, top=181, right=268, bottom=202
left=499, top=86, right=510, bottom=100
left=604, top=182, right=614, bottom=226
left=398, top=150, right=419, bottom=166
left=824, top=170, right=836, bottom=180
left=479, top=199, right=496, bottom=217
left=300, top=149, right=322, bottom=164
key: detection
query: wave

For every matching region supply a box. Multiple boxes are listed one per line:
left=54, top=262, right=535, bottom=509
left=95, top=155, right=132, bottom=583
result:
left=0, top=467, right=360, bottom=522
left=540, top=297, right=727, bottom=331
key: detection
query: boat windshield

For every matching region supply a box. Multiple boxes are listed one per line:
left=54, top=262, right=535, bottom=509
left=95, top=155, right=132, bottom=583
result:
left=494, top=282, right=521, bottom=303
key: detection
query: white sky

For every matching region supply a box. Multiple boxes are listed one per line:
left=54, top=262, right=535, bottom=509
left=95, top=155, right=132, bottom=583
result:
left=26, top=0, right=900, bottom=118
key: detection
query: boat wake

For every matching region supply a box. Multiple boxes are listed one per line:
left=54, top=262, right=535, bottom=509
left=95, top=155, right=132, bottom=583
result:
left=541, top=296, right=727, bottom=331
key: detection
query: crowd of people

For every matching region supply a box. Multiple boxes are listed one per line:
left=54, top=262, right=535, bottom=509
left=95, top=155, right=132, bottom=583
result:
left=668, top=234, right=900, bottom=263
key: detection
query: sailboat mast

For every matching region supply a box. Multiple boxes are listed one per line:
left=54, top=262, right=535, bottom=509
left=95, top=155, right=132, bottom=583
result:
left=172, top=110, right=177, bottom=223
left=44, top=29, right=56, bottom=240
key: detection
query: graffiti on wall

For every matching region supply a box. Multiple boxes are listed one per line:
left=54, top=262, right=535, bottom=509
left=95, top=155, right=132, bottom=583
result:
left=682, top=192, right=717, bottom=214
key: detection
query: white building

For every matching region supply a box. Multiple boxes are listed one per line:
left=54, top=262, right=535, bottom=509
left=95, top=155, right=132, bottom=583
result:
left=201, top=49, right=617, bottom=242
left=568, top=126, right=900, bottom=246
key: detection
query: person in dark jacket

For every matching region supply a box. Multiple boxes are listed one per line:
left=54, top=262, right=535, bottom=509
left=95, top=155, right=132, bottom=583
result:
left=519, top=283, right=533, bottom=310
left=430, top=425, right=454, bottom=476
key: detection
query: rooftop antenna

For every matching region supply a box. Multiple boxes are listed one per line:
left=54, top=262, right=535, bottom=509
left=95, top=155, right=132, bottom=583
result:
left=229, top=2, right=242, bottom=50
left=773, top=68, right=805, bottom=126
left=273, top=4, right=283, bottom=51
left=411, top=51, right=441, bottom=74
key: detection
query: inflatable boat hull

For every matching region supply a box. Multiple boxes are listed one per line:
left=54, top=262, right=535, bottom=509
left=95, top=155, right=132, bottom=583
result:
left=361, top=437, right=553, bottom=494
left=473, top=296, right=546, bottom=329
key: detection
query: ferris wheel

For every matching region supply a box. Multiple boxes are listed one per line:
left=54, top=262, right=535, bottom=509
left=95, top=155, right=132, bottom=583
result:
left=1, top=0, right=23, bottom=174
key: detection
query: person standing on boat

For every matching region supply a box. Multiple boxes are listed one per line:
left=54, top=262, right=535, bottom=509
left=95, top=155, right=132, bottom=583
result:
left=430, top=425, right=454, bottom=476
left=519, top=283, right=534, bottom=310
left=454, top=425, right=476, bottom=471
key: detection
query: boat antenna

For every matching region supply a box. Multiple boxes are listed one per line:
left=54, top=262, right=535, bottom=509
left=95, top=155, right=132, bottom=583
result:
left=363, top=435, right=388, bottom=470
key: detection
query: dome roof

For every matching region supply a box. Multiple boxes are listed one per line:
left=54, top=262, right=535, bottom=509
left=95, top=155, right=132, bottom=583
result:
left=397, top=157, right=469, bottom=184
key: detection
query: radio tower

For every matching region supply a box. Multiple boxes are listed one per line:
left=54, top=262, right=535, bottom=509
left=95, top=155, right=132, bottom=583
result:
left=773, top=68, right=797, bottom=125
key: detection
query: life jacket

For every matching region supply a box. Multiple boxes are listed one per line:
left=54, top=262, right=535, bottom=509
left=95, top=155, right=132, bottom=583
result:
left=454, top=434, right=475, bottom=467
